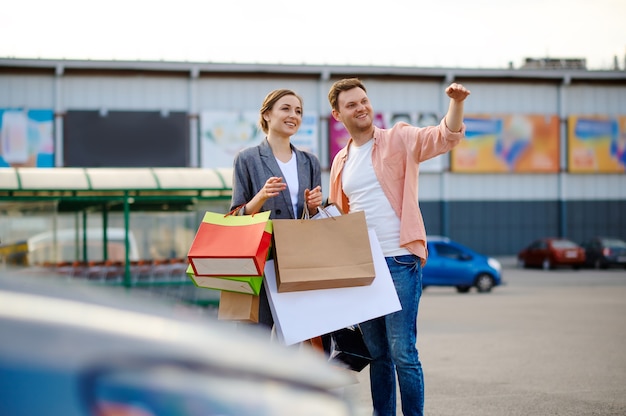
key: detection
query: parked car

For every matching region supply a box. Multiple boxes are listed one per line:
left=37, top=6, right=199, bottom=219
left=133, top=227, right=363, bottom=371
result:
left=0, top=270, right=356, bottom=416
left=579, top=236, right=626, bottom=269
left=517, top=237, right=586, bottom=270
left=423, top=236, right=502, bottom=293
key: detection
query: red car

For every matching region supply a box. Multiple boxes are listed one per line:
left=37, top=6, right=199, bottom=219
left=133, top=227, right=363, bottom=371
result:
left=517, top=237, right=586, bottom=270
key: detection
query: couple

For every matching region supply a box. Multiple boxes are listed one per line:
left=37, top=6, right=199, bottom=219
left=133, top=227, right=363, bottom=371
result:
left=230, top=79, right=470, bottom=416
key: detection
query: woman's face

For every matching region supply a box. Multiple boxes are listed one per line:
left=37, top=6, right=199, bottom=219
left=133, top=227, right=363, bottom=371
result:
left=265, top=95, right=302, bottom=137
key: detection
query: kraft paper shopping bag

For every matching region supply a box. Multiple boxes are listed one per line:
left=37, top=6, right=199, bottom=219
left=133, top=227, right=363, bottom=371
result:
left=272, top=210, right=374, bottom=292
left=264, top=229, right=401, bottom=345
left=185, top=264, right=263, bottom=295
left=188, top=210, right=272, bottom=277
left=218, top=291, right=260, bottom=323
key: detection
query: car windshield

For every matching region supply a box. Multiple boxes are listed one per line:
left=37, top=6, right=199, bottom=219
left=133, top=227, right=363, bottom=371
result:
left=551, top=240, right=578, bottom=249
left=601, top=238, right=626, bottom=248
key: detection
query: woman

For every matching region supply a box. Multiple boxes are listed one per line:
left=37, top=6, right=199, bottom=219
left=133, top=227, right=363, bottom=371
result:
left=230, top=89, right=323, bottom=329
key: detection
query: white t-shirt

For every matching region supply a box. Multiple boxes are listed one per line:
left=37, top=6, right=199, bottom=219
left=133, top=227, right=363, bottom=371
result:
left=276, top=150, right=299, bottom=218
left=342, top=139, right=410, bottom=257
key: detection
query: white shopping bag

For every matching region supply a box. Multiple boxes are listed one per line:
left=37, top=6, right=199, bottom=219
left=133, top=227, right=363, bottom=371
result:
left=264, top=229, right=401, bottom=345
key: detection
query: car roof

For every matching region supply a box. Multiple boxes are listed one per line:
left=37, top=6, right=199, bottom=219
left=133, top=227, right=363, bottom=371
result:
left=427, top=235, right=451, bottom=243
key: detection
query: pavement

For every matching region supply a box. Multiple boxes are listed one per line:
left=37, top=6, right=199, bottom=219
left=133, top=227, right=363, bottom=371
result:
left=341, top=259, right=626, bottom=416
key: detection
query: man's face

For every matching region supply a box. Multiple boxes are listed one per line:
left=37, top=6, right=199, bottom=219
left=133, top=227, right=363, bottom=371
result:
left=332, top=87, right=374, bottom=134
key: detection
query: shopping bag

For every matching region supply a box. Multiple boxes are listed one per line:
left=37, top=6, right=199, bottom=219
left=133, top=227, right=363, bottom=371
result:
left=272, top=210, right=374, bottom=292
left=218, top=291, right=260, bottom=323
left=322, top=325, right=372, bottom=372
left=188, top=209, right=272, bottom=277
left=185, top=264, right=263, bottom=295
left=264, top=229, right=401, bottom=345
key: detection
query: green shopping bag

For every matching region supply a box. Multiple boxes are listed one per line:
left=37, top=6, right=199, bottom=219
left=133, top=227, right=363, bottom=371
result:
left=186, top=264, right=263, bottom=295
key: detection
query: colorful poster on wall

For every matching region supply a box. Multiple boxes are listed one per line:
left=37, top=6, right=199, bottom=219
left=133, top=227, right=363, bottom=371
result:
left=329, top=112, right=447, bottom=171
left=568, top=116, right=626, bottom=173
left=385, top=112, right=447, bottom=172
left=0, top=109, right=54, bottom=167
left=328, top=113, right=385, bottom=163
left=200, top=111, right=319, bottom=168
left=414, top=112, right=445, bottom=172
left=200, top=111, right=263, bottom=168
left=288, top=112, right=318, bottom=156
left=451, top=114, right=560, bottom=173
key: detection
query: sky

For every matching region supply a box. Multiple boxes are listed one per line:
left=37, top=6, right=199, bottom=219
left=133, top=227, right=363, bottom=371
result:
left=1, top=0, right=625, bottom=70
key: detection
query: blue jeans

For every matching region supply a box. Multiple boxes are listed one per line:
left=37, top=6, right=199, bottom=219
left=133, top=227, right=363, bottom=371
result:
left=360, top=254, right=424, bottom=416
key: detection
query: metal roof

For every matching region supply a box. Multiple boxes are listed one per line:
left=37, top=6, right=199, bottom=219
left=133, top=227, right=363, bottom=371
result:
left=0, top=167, right=233, bottom=212
left=0, top=167, right=232, bottom=192
left=2, top=58, right=626, bottom=83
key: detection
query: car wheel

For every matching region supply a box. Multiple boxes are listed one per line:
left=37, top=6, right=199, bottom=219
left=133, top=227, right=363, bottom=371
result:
left=456, top=286, right=471, bottom=294
left=475, top=274, right=494, bottom=293
left=542, top=258, right=552, bottom=270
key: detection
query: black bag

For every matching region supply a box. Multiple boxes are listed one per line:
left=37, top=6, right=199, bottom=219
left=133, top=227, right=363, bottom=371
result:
left=322, top=325, right=372, bottom=372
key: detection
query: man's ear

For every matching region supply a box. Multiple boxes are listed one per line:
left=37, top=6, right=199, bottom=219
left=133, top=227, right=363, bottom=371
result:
left=331, top=109, right=341, bottom=122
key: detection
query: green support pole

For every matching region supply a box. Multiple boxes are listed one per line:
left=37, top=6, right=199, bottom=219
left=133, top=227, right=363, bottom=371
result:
left=82, top=210, right=88, bottom=263
left=102, top=205, right=108, bottom=261
left=123, top=193, right=131, bottom=288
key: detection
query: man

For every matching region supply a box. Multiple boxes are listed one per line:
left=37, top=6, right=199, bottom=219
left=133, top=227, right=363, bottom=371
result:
left=327, top=78, right=470, bottom=416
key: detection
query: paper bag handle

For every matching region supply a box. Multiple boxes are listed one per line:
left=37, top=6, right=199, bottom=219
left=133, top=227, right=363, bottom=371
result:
left=226, top=204, right=248, bottom=217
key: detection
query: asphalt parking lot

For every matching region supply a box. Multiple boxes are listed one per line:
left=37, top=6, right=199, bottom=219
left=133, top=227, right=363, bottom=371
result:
left=343, top=259, right=626, bottom=416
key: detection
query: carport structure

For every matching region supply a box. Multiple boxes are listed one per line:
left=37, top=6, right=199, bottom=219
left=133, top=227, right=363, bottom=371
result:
left=0, top=167, right=233, bottom=296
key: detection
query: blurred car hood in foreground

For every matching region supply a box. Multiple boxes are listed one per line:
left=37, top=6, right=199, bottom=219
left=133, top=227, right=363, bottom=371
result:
left=0, top=270, right=356, bottom=416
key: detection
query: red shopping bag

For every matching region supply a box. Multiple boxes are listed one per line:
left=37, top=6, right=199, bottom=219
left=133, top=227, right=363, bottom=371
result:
left=188, top=209, right=272, bottom=277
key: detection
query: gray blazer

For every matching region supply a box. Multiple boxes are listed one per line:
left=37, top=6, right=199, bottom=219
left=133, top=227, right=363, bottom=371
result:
left=230, top=139, right=322, bottom=220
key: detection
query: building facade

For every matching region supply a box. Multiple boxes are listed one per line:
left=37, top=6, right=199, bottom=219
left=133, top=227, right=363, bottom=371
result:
left=1, top=58, right=625, bottom=256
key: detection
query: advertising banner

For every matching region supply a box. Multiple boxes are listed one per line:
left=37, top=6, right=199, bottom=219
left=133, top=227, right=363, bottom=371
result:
left=328, top=113, right=385, bottom=163
left=451, top=114, right=560, bottom=173
left=0, top=109, right=54, bottom=167
left=568, top=116, right=626, bottom=173
left=200, top=111, right=318, bottom=168
left=328, top=112, right=448, bottom=172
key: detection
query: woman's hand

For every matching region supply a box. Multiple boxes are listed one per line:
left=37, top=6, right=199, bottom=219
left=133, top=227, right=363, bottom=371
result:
left=261, top=177, right=287, bottom=200
left=244, top=177, right=286, bottom=215
left=305, top=186, right=323, bottom=213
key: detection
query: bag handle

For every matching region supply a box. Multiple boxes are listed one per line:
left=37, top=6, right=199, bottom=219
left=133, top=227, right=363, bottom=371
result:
left=301, top=201, right=311, bottom=220
left=226, top=204, right=247, bottom=217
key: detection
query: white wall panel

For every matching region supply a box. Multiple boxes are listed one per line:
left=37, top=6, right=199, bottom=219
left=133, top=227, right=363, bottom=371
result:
left=417, top=173, right=443, bottom=201
left=338, top=79, right=444, bottom=114
left=565, top=85, right=626, bottom=115
left=0, top=75, right=54, bottom=108
left=62, top=76, right=188, bottom=110
left=460, top=82, right=559, bottom=114
left=196, top=78, right=320, bottom=113
left=445, top=174, right=560, bottom=201
left=565, top=174, right=626, bottom=200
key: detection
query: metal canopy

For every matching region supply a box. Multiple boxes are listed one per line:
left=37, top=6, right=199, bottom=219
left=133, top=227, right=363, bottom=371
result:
left=0, top=167, right=234, bottom=211
left=0, top=167, right=234, bottom=287
left=0, top=167, right=232, bottom=192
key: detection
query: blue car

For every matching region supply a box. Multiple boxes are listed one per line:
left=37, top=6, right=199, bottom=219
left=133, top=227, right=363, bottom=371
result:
left=423, top=236, right=503, bottom=293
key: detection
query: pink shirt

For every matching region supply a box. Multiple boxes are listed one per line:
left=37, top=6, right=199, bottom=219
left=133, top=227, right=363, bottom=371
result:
left=328, top=118, right=465, bottom=261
